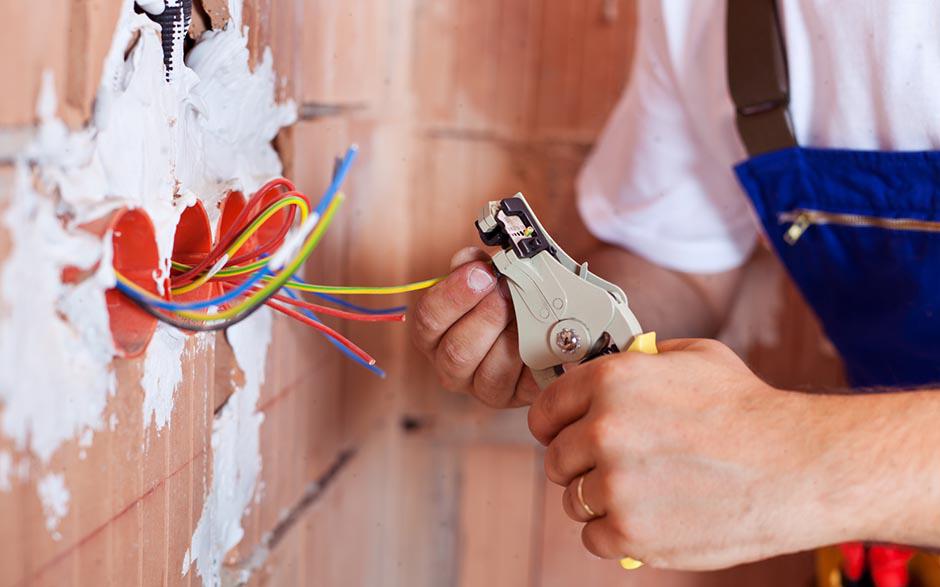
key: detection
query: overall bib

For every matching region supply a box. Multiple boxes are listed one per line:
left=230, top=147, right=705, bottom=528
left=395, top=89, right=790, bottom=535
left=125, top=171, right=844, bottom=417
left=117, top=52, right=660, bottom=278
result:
left=727, top=2, right=940, bottom=586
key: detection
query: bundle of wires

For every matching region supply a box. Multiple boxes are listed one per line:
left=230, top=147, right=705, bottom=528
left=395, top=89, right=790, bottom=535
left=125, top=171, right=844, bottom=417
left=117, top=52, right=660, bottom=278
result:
left=113, top=146, right=441, bottom=377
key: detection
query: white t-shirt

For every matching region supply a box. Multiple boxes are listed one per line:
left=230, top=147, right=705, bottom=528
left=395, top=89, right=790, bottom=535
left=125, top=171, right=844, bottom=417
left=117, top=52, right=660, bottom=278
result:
left=577, top=0, right=940, bottom=273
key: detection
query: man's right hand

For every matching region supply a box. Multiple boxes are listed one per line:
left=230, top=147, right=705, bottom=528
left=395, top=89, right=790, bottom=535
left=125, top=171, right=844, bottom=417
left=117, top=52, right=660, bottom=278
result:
left=409, top=247, right=539, bottom=407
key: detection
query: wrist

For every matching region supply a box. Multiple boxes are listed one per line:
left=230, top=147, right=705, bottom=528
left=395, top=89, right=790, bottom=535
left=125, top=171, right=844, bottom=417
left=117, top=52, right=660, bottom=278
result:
left=803, top=391, right=940, bottom=547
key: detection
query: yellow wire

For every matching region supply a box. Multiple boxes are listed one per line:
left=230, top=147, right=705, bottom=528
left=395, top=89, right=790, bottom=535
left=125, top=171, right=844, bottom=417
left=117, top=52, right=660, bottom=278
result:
left=281, top=277, right=443, bottom=295
left=175, top=194, right=344, bottom=321
left=170, top=196, right=310, bottom=295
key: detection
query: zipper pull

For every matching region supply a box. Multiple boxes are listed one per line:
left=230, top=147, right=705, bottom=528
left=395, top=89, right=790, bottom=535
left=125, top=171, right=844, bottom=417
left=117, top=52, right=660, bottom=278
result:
left=783, top=213, right=810, bottom=245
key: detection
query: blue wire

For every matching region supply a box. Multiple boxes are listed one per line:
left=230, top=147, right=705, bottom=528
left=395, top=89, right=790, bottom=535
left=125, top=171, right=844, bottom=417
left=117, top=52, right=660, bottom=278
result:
left=283, top=286, right=386, bottom=378
left=115, top=268, right=268, bottom=311
left=115, top=146, right=359, bottom=313
left=310, top=291, right=407, bottom=315
left=314, top=145, right=358, bottom=216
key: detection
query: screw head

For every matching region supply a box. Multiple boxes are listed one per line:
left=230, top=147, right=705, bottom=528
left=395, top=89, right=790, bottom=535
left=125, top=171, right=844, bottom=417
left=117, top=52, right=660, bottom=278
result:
left=555, top=328, right=581, bottom=354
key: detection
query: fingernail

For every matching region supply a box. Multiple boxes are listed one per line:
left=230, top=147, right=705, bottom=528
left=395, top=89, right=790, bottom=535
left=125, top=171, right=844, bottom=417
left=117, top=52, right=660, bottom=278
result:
left=467, top=267, right=495, bottom=293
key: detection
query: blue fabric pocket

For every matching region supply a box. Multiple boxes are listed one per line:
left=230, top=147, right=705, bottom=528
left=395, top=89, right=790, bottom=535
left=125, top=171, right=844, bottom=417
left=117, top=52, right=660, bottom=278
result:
left=735, top=147, right=940, bottom=388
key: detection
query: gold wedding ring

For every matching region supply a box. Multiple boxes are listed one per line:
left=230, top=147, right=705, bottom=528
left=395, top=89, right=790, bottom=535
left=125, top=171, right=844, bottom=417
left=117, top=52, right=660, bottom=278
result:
left=576, top=475, right=643, bottom=570
left=576, top=475, right=597, bottom=518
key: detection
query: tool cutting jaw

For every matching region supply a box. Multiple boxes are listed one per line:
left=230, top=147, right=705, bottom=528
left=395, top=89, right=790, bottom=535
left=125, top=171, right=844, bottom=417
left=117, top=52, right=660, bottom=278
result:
left=476, top=193, right=645, bottom=389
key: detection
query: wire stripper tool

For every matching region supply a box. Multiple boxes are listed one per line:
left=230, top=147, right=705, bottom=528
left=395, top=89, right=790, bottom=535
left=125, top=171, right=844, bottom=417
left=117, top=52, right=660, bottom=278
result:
left=476, top=193, right=655, bottom=570
left=476, top=193, right=658, bottom=390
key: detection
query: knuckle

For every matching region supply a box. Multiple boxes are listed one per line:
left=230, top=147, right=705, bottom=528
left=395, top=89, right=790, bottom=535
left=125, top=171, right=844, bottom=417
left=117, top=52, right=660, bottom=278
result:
left=412, top=296, right=443, bottom=340
left=439, top=335, right=475, bottom=372
left=433, top=367, right=461, bottom=393
left=592, top=359, right=623, bottom=390
left=581, top=526, right=606, bottom=558
left=597, top=470, right=621, bottom=505
left=527, top=404, right=546, bottom=443
left=476, top=293, right=512, bottom=328
left=608, top=516, right=632, bottom=547
left=473, top=371, right=515, bottom=408
left=474, top=361, right=514, bottom=397
left=539, top=387, right=559, bottom=420
left=543, top=443, right=566, bottom=485
left=586, top=416, right=616, bottom=451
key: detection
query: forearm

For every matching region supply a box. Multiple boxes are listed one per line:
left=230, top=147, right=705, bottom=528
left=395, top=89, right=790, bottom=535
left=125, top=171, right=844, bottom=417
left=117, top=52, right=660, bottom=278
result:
left=808, top=388, right=940, bottom=549
left=585, top=243, right=744, bottom=339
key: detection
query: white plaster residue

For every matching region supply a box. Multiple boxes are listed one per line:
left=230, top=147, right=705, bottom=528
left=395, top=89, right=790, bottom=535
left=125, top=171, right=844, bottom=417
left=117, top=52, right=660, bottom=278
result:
left=184, top=308, right=271, bottom=585
left=180, top=27, right=296, bottom=226
left=0, top=165, right=116, bottom=464
left=0, top=451, right=12, bottom=492
left=142, top=323, right=188, bottom=433
left=37, top=473, right=70, bottom=541
left=1, top=0, right=291, bottom=555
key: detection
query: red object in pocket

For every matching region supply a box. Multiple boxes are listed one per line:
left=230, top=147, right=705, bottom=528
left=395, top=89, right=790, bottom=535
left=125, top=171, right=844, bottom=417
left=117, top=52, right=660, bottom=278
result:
left=870, top=545, right=914, bottom=587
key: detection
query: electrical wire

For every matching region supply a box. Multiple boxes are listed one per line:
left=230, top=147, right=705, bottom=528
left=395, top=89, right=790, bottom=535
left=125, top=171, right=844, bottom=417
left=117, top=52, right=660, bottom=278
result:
left=172, top=177, right=297, bottom=284
left=113, top=143, right=354, bottom=314
left=115, top=267, right=269, bottom=311
left=174, top=193, right=343, bottom=321
left=265, top=299, right=376, bottom=365
left=281, top=276, right=443, bottom=295
left=282, top=287, right=387, bottom=378
left=111, top=145, right=438, bottom=376
left=266, top=293, right=404, bottom=323
left=310, top=292, right=407, bottom=315
left=170, top=195, right=309, bottom=295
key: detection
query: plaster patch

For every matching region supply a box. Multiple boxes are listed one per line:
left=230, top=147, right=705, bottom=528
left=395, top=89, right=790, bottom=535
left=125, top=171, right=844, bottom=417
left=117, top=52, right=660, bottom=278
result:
left=0, top=165, right=116, bottom=464
left=37, top=472, right=70, bottom=541
left=180, top=27, right=296, bottom=226
left=184, top=308, right=271, bottom=585
left=142, top=323, right=188, bottom=433
left=0, top=451, right=11, bottom=492
left=1, top=0, right=291, bottom=555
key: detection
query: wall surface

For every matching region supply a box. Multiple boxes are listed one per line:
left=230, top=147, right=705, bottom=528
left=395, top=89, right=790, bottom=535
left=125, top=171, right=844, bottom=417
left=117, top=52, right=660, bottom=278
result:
left=0, top=1, right=841, bottom=586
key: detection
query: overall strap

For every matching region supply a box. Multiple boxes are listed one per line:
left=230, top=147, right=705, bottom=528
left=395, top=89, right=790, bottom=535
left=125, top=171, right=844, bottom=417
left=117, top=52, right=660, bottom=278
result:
left=727, top=0, right=797, bottom=156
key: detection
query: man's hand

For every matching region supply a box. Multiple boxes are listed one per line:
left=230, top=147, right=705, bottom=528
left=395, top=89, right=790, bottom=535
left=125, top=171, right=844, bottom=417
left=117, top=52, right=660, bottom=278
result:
left=529, top=339, right=855, bottom=570
left=409, top=247, right=539, bottom=407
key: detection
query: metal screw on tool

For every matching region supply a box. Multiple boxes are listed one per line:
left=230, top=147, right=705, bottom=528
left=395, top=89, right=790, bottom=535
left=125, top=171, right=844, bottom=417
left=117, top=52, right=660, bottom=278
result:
left=555, top=328, right=581, bottom=354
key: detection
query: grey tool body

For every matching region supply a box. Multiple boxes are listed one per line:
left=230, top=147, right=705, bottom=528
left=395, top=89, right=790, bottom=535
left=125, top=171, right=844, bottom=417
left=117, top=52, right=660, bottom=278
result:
left=476, top=194, right=644, bottom=389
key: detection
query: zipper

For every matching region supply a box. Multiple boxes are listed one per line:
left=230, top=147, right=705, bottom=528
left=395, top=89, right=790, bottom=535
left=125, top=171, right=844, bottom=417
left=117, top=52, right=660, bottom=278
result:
left=778, top=209, right=940, bottom=245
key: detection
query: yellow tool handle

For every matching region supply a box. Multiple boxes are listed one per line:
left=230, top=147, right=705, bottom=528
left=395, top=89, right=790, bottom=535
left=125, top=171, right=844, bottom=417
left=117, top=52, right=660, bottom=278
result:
left=618, top=331, right=658, bottom=571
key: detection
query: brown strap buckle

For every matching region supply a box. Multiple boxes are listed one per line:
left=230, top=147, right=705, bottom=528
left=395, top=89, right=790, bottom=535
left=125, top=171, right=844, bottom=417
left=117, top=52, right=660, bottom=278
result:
left=727, top=0, right=797, bottom=156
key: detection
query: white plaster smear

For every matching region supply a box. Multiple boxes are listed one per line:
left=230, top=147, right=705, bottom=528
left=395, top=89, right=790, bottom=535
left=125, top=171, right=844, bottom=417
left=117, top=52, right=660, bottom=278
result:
left=0, top=451, right=11, bottom=492
left=183, top=307, right=271, bottom=586
left=0, top=1, right=294, bottom=572
left=0, top=164, right=116, bottom=464
left=37, top=473, right=70, bottom=541
left=142, top=323, right=187, bottom=433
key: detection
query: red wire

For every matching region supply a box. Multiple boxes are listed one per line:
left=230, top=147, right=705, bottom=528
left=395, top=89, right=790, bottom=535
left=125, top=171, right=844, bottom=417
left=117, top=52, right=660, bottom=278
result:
left=173, top=178, right=297, bottom=284
left=227, top=190, right=311, bottom=265
left=266, top=299, right=377, bottom=365
left=267, top=293, right=405, bottom=323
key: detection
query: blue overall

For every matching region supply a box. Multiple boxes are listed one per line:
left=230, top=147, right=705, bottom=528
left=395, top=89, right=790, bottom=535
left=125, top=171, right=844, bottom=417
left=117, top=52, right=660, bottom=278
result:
left=735, top=148, right=940, bottom=388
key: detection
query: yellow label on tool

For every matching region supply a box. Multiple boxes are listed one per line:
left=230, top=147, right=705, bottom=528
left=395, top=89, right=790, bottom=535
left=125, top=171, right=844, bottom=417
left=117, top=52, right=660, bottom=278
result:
left=620, top=557, right=645, bottom=570
left=627, top=331, right=658, bottom=355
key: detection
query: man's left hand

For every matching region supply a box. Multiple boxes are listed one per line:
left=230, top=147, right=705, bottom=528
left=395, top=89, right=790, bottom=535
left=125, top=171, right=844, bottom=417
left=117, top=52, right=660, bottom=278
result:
left=528, top=338, right=850, bottom=570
